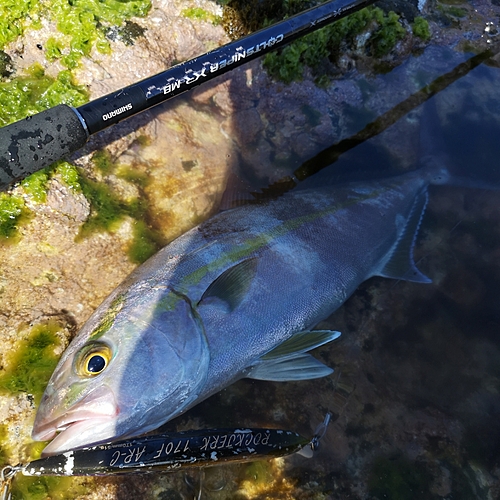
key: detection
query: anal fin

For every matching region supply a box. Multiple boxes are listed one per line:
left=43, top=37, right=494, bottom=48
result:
left=247, top=353, right=333, bottom=381
left=246, top=329, right=340, bottom=382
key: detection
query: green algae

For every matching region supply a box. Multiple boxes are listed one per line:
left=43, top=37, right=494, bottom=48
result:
left=73, top=157, right=163, bottom=264
left=92, top=150, right=115, bottom=175
left=263, top=7, right=407, bottom=84
left=128, top=219, right=161, bottom=263
left=442, top=5, right=467, bottom=18
left=54, top=161, right=82, bottom=192
left=412, top=16, right=430, bottom=41
left=0, top=64, right=88, bottom=127
left=45, top=37, right=65, bottom=62
left=77, top=175, right=133, bottom=235
left=0, top=0, right=151, bottom=132
left=182, top=7, right=221, bottom=25
left=370, top=10, right=405, bottom=57
left=0, top=424, right=8, bottom=465
left=0, top=0, right=152, bottom=68
left=0, top=321, right=62, bottom=404
left=0, top=160, right=84, bottom=243
left=8, top=152, right=162, bottom=263
left=21, top=170, right=50, bottom=203
left=50, top=0, right=151, bottom=68
left=116, top=164, right=149, bottom=187
left=0, top=193, right=30, bottom=241
left=243, top=460, right=275, bottom=484
left=0, top=0, right=41, bottom=51
left=11, top=476, right=89, bottom=500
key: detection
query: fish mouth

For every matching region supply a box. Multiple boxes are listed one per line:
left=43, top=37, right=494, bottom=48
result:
left=32, top=386, right=119, bottom=456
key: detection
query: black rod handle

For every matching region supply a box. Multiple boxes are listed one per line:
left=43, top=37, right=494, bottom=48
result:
left=0, top=0, right=376, bottom=190
left=0, top=105, right=88, bottom=188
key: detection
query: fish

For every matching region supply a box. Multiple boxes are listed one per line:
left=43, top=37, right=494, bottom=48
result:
left=32, top=156, right=453, bottom=456
left=32, top=94, right=467, bottom=457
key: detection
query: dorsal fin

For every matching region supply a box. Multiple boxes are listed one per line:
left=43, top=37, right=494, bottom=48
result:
left=377, top=189, right=431, bottom=283
left=199, top=258, right=258, bottom=311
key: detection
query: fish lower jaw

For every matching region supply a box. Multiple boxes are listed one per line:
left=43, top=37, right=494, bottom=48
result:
left=32, top=385, right=119, bottom=454
left=31, top=413, right=109, bottom=441
left=36, top=416, right=119, bottom=456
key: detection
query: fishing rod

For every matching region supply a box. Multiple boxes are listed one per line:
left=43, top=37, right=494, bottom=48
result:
left=0, top=0, right=377, bottom=190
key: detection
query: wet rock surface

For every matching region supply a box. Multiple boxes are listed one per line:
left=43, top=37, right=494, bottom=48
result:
left=0, top=0, right=499, bottom=498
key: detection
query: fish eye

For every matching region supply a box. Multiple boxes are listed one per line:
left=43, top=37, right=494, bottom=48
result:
left=75, top=342, right=113, bottom=378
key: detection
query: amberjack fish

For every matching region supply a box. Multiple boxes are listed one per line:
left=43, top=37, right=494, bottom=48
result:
left=32, top=158, right=451, bottom=456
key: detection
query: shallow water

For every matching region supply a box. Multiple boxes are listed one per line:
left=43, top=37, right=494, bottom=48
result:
left=2, top=3, right=500, bottom=500
left=165, top=44, right=500, bottom=499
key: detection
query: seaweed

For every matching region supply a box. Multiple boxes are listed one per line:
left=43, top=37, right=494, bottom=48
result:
left=0, top=64, right=88, bottom=127
left=182, top=7, right=221, bottom=25
left=0, top=321, right=62, bottom=404
left=54, top=161, right=82, bottom=192
left=21, top=169, right=50, bottom=203
left=0, top=0, right=41, bottom=50
left=412, top=16, right=431, bottom=41
left=11, top=476, right=88, bottom=500
left=263, top=7, right=407, bottom=84
left=72, top=156, right=163, bottom=264
left=128, top=219, right=161, bottom=263
left=42, top=0, right=152, bottom=68
left=0, top=193, right=30, bottom=241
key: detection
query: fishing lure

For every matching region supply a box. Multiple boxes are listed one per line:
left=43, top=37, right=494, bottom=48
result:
left=0, top=414, right=330, bottom=499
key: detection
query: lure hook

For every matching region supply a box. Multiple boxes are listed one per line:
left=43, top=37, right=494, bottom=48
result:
left=296, top=411, right=332, bottom=458
left=1, top=464, right=23, bottom=500
left=310, top=411, right=332, bottom=451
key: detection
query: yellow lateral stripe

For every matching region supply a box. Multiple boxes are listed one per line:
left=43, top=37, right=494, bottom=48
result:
left=180, top=185, right=390, bottom=292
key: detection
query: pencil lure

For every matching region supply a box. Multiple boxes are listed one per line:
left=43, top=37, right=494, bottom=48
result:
left=0, top=414, right=330, bottom=499
left=15, top=428, right=309, bottom=478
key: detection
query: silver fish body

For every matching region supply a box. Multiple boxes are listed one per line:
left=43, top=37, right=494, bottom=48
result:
left=33, top=166, right=442, bottom=455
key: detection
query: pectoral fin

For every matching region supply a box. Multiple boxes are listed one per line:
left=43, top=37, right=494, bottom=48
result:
left=247, top=353, right=333, bottom=381
left=199, top=258, right=257, bottom=311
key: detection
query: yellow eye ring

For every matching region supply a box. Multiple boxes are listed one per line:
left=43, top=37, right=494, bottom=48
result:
left=75, top=342, right=113, bottom=378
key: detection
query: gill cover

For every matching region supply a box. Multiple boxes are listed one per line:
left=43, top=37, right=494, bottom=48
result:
left=33, top=284, right=211, bottom=454
left=119, top=286, right=212, bottom=432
